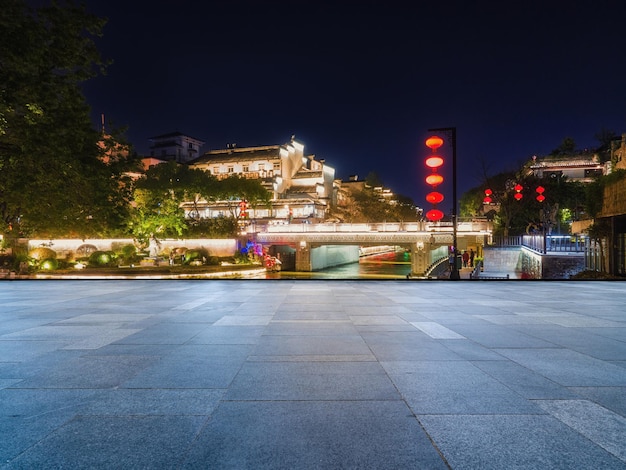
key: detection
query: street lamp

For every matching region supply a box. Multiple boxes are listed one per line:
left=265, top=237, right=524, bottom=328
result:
left=428, top=127, right=459, bottom=280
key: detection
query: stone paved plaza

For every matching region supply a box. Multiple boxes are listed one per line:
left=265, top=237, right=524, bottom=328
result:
left=1, top=280, right=626, bottom=469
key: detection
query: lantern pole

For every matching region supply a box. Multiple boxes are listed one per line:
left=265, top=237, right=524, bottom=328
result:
left=428, top=126, right=460, bottom=279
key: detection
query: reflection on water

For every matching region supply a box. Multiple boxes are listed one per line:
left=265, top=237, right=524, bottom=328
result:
left=268, top=251, right=411, bottom=280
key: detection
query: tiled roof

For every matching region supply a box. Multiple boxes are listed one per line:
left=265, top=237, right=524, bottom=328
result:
left=149, top=131, right=205, bottom=143
left=293, top=170, right=323, bottom=178
left=190, top=146, right=281, bottom=165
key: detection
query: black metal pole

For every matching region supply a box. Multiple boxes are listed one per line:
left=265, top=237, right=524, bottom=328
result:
left=428, top=127, right=460, bottom=279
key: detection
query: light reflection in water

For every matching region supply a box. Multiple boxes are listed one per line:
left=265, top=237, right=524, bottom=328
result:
left=268, top=251, right=411, bottom=280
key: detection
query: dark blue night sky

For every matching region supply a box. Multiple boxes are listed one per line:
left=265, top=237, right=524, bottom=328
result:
left=79, top=0, right=626, bottom=208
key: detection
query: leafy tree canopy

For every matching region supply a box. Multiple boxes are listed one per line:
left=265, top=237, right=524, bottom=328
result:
left=0, top=0, right=134, bottom=238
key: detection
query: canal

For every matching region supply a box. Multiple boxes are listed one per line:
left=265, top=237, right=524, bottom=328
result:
left=267, top=250, right=412, bottom=279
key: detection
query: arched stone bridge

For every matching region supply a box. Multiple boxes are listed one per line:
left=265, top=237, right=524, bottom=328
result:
left=254, top=221, right=492, bottom=275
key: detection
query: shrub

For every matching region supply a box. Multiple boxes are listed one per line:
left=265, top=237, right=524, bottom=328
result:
left=88, top=250, right=117, bottom=267
left=183, top=248, right=210, bottom=265
left=29, top=247, right=57, bottom=261
left=39, top=258, right=59, bottom=270
left=117, top=244, right=140, bottom=265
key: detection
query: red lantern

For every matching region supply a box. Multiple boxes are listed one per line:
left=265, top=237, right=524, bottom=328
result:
left=425, top=136, right=444, bottom=150
left=426, top=209, right=444, bottom=221
left=514, top=183, right=523, bottom=192
left=483, top=196, right=492, bottom=204
left=484, top=188, right=493, bottom=196
left=536, top=186, right=545, bottom=194
left=425, top=155, right=444, bottom=169
left=536, top=194, right=545, bottom=203
left=426, top=191, right=444, bottom=204
left=425, top=173, right=444, bottom=187
left=514, top=192, right=523, bottom=201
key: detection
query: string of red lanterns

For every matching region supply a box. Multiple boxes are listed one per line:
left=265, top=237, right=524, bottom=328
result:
left=424, top=135, right=445, bottom=221
left=483, top=184, right=546, bottom=204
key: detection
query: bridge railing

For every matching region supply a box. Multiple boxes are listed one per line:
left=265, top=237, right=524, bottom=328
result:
left=261, top=220, right=492, bottom=233
left=491, top=235, right=586, bottom=253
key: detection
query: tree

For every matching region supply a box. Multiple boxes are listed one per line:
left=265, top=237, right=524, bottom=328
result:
left=0, top=0, right=126, bottom=238
left=128, top=162, right=214, bottom=244
left=550, top=137, right=576, bottom=156
left=217, top=175, right=271, bottom=220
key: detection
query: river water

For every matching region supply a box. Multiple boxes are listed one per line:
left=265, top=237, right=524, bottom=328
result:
left=267, top=250, right=412, bottom=280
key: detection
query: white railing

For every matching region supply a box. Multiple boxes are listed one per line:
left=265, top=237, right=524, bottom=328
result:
left=260, top=220, right=492, bottom=234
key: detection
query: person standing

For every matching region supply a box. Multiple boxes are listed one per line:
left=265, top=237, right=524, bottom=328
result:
left=470, top=249, right=475, bottom=267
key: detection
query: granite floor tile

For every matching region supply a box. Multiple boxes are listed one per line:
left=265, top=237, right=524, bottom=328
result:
left=182, top=400, right=447, bottom=469
left=419, top=414, right=624, bottom=469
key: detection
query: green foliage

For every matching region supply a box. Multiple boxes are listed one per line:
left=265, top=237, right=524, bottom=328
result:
left=88, top=250, right=117, bottom=267
left=550, top=137, right=577, bottom=156
left=28, top=246, right=56, bottom=261
left=183, top=248, right=210, bottom=265
left=217, top=175, right=271, bottom=219
left=0, top=1, right=137, bottom=238
left=39, top=258, right=59, bottom=270
left=585, top=169, right=626, bottom=218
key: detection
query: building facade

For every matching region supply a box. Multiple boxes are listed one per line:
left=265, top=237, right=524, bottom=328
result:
left=149, top=132, right=205, bottom=163
left=185, top=137, right=336, bottom=224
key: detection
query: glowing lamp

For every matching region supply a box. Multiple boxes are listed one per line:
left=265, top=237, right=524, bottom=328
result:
left=425, top=136, right=444, bottom=150
left=536, top=194, right=545, bottom=202
left=426, top=191, right=444, bottom=204
left=425, top=209, right=444, bottom=221
left=514, top=183, right=523, bottom=192
left=484, top=188, right=493, bottom=196
left=514, top=192, right=523, bottom=201
left=536, top=186, right=545, bottom=194
left=483, top=196, right=492, bottom=204
left=425, top=155, right=444, bottom=169
left=425, top=173, right=444, bottom=187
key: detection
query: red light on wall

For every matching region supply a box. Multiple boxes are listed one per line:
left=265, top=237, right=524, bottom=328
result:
left=426, top=191, right=444, bottom=204
left=425, top=136, right=444, bottom=150
left=425, top=173, right=444, bottom=187
left=425, top=155, right=444, bottom=169
left=514, top=192, right=523, bottom=201
left=425, top=209, right=444, bottom=221
left=536, top=194, right=545, bottom=202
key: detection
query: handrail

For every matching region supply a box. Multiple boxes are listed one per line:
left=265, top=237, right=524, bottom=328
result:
left=491, top=235, right=585, bottom=253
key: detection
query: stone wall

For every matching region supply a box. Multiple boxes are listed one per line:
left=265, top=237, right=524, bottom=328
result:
left=601, top=176, right=626, bottom=217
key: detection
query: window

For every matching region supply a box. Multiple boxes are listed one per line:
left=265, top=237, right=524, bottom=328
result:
left=188, top=142, right=193, bottom=149
left=228, top=166, right=234, bottom=173
left=213, top=167, right=219, bottom=175
left=258, top=163, right=265, bottom=171
left=243, top=165, right=249, bottom=172
left=273, top=162, right=281, bottom=170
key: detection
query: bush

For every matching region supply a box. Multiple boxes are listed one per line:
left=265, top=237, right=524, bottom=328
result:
left=183, top=248, right=210, bottom=265
left=88, top=250, right=117, bottom=267
left=117, top=244, right=140, bottom=265
left=39, top=258, right=59, bottom=270
left=29, top=247, right=57, bottom=261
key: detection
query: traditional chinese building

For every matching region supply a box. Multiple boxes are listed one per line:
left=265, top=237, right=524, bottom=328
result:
left=186, top=137, right=336, bottom=223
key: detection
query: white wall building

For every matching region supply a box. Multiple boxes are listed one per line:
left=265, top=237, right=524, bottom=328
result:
left=186, top=137, right=336, bottom=223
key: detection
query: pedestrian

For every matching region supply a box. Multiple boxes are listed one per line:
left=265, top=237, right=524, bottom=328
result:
left=469, top=249, right=475, bottom=267
left=462, top=251, right=469, bottom=268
